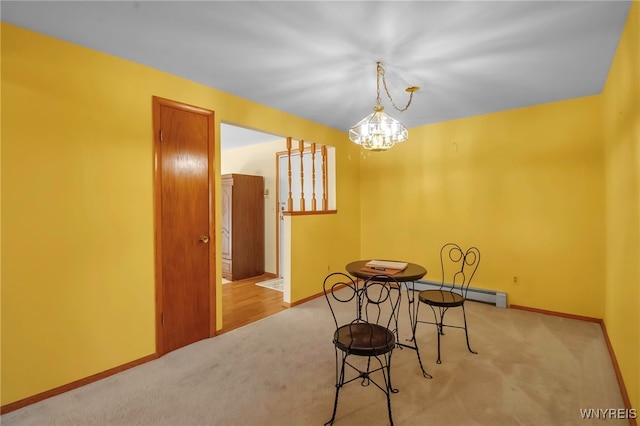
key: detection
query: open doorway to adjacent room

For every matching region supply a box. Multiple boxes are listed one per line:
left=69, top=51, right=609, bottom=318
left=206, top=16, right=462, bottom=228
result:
left=220, top=123, right=287, bottom=333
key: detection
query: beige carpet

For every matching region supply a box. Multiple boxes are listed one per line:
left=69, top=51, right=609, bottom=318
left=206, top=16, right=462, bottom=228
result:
left=1, top=291, right=627, bottom=425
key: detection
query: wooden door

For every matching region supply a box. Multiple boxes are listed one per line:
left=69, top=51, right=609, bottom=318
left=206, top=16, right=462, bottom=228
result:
left=153, top=96, right=215, bottom=355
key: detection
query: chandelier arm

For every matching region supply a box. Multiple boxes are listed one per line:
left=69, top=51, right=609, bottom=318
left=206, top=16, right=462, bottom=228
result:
left=381, top=72, right=415, bottom=112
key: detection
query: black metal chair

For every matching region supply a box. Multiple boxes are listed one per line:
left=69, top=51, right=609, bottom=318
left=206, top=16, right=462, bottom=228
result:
left=416, top=243, right=481, bottom=364
left=323, top=272, right=402, bottom=426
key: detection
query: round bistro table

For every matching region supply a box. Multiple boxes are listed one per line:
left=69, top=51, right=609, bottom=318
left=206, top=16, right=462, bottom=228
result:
left=345, top=260, right=426, bottom=282
left=345, top=259, right=431, bottom=378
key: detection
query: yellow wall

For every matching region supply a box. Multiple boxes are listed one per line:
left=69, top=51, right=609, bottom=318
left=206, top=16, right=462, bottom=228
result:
left=0, top=23, right=359, bottom=405
left=602, top=0, right=640, bottom=411
left=360, top=96, right=605, bottom=317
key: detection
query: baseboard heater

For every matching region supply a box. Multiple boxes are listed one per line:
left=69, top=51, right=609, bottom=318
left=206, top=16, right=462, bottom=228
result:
left=413, top=280, right=508, bottom=308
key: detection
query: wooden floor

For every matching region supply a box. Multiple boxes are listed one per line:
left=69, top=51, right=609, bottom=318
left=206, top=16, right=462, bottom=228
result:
left=219, top=273, right=287, bottom=334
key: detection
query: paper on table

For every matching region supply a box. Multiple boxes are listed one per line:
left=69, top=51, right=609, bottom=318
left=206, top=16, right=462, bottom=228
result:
left=359, top=266, right=403, bottom=276
left=365, top=260, right=408, bottom=270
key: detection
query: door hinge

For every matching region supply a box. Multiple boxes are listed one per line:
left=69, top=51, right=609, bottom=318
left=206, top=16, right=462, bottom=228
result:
left=161, top=313, right=165, bottom=324
left=159, top=129, right=164, bottom=142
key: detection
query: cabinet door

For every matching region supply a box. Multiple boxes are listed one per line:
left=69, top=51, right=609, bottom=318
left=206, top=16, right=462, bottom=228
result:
left=221, top=180, right=232, bottom=260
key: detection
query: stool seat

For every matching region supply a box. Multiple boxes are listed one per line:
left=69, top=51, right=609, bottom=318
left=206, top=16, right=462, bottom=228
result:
left=334, top=323, right=396, bottom=356
left=419, top=289, right=464, bottom=307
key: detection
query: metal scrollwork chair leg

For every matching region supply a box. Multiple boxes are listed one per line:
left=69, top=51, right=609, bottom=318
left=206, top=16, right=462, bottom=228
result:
left=325, top=351, right=346, bottom=426
left=462, top=304, right=477, bottom=355
left=412, top=299, right=434, bottom=378
left=429, top=305, right=444, bottom=364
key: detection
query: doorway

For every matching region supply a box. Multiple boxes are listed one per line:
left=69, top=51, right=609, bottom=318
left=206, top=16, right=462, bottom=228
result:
left=220, top=124, right=282, bottom=277
left=152, top=96, right=216, bottom=356
left=220, top=124, right=285, bottom=323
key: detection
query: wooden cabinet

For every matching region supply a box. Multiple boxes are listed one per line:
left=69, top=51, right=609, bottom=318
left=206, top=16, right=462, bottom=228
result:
left=221, top=173, right=265, bottom=281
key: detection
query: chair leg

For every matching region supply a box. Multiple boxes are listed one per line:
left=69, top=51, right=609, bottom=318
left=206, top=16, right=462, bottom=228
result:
left=438, top=307, right=447, bottom=335
left=413, top=302, right=433, bottom=378
left=325, top=386, right=340, bottom=426
left=462, top=304, right=478, bottom=355
left=429, top=306, right=444, bottom=364
left=413, top=340, right=432, bottom=378
left=386, top=390, right=394, bottom=426
left=435, top=322, right=442, bottom=364
left=427, top=304, right=476, bottom=364
left=325, top=352, right=346, bottom=426
left=382, top=353, right=395, bottom=426
left=385, top=352, right=399, bottom=394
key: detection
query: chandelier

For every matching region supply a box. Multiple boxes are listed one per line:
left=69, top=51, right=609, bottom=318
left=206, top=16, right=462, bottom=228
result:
left=349, top=61, right=419, bottom=152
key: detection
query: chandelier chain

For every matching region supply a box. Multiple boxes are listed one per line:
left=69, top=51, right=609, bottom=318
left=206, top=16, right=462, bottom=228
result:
left=376, top=62, right=415, bottom=113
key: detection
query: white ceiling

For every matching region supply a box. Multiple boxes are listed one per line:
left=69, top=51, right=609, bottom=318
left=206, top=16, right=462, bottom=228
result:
left=1, top=1, right=632, bottom=147
left=219, top=123, right=282, bottom=150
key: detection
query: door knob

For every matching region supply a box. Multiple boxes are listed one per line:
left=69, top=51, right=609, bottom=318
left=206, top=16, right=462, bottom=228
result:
left=199, top=236, right=210, bottom=244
